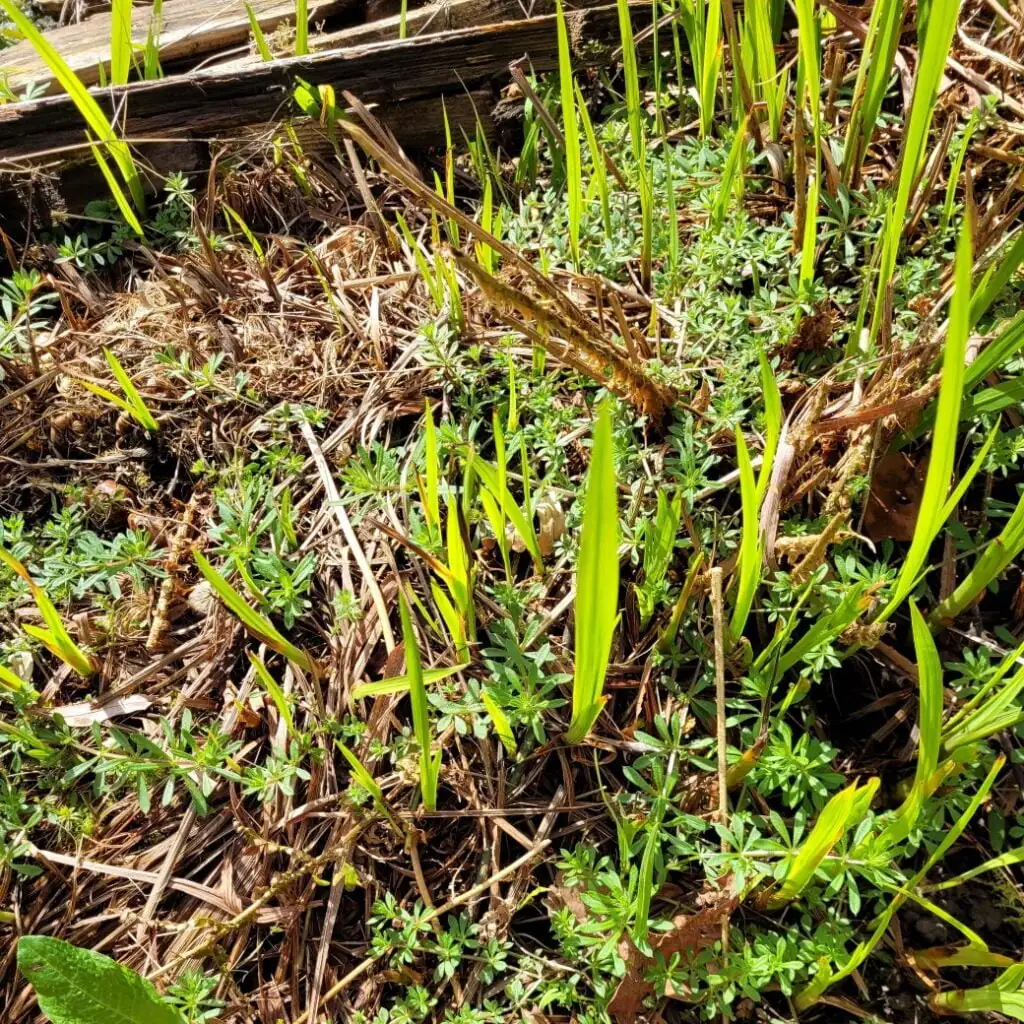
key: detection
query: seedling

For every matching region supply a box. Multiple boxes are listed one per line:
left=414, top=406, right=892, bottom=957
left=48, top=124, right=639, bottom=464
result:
left=79, top=349, right=159, bottom=433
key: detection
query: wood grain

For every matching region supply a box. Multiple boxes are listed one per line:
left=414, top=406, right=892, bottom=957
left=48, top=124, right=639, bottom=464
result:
left=0, top=4, right=632, bottom=163
left=0, top=0, right=357, bottom=93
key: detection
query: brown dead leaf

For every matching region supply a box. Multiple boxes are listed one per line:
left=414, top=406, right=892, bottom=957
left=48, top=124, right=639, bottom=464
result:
left=864, top=453, right=928, bottom=542
left=606, top=894, right=738, bottom=1020
left=536, top=497, right=565, bottom=557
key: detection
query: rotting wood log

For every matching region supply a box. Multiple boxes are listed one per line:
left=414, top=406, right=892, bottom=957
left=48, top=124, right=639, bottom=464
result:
left=0, top=89, right=491, bottom=236
left=220, top=0, right=609, bottom=64
left=0, top=4, right=638, bottom=162
left=0, top=0, right=359, bottom=94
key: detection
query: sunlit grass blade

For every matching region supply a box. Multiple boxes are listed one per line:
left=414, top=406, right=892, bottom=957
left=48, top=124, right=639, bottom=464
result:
left=876, top=213, right=972, bottom=623
left=931, top=486, right=1024, bottom=626
left=927, top=846, right=1024, bottom=893
left=763, top=779, right=879, bottom=909
left=399, top=591, right=441, bottom=811
left=556, top=0, right=582, bottom=268
left=566, top=402, right=619, bottom=745
left=245, top=3, right=273, bottom=60
left=87, top=141, right=145, bottom=238
left=110, top=0, right=133, bottom=85
left=472, top=456, right=542, bottom=574
left=656, top=550, right=704, bottom=654
left=795, top=755, right=1004, bottom=1010
left=294, top=0, right=308, bottom=54
left=143, top=0, right=164, bottom=78
left=971, top=230, right=1024, bottom=328
left=576, top=82, right=611, bottom=235
left=868, top=0, right=959, bottom=346
left=481, top=690, right=517, bottom=756
left=842, top=0, right=905, bottom=185
left=0, top=548, right=95, bottom=677
left=194, top=551, right=314, bottom=672
left=336, top=740, right=399, bottom=828
left=942, top=658, right=1024, bottom=754
left=728, top=426, right=760, bottom=641
left=940, top=107, right=979, bottom=233
left=744, top=0, right=781, bottom=139
left=756, top=349, right=782, bottom=502
left=352, top=665, right=464, bottom=699
left=0, top=662, right=39, bottom=701
left=223, top=204, right=265, bottom=260
left=767, top=581, right=871, bottom=679
left=248, top=652, right=295, bottom=738
left=711, top=116, right=748, bottom=227
left=880, top=603, right=943, bottom=845
left=699, top=0, right=723, bottom=138
left=912, top=944, right=1015, bottom=970
left=0, top=0, right=146, bottom=216
left=929, top=966, right=1024, bottom=1020
left=106, top=348, right=158, bottom=430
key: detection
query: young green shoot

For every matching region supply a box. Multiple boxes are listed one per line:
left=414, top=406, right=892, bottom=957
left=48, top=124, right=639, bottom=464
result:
left=0, top=548, right=95, bottom=678
left=728, top=426, right=760, bottom=642
left=399, top=591, right=441, bottom=811
left=79, top=349, right=159, bottom=432
left=566, top=402, right=619, bottom=745
left=555, top=0, right=582, bottom=268
left=194, top=551, right=315, bottom=672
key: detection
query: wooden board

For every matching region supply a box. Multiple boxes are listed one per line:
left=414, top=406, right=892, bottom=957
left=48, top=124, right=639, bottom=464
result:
left=0, top=0, right=358, bottom=94
left=0, top=4, right=634, bottom=162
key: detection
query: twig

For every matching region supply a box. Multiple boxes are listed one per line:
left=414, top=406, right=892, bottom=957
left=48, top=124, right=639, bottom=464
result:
left=300, top=418, right=396, bottom=652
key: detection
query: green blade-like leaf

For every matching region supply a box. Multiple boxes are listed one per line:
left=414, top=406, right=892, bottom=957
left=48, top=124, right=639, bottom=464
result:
left=352, top=664, right=464, bottom=699
left=248, top=652, right=295, bottom=737
left=555, top=0, right=582, bottom=267
left=110, top=0, right=133, bottom=84
left=399, top=591, right=439, bottom=810
left=566, top=402, right=618, bottom=744
left=481, top=690, right=517, bottom=756
left=877, top=212, right=973, bottom=623
left=729, top=426, right=760, bottom=640
left=245, top=2, right=273, bottom=60
left=0, top=547, right=94, bottom=677
left=0, top=0, right=146, bottom=215
left=17, top=935, right=184, bottom=1024
left=473, top=457, right=542, bottom=572
left=103, top=349, right=158, bottom=430
left=193, top=551, right=314, bottom=672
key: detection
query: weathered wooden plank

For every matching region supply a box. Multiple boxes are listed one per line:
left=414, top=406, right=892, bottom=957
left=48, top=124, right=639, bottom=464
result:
left=0, top=87, right=492, bottom=237
left=290, top=0, right=598, bottom=56
left=0, top=0, right=358, bottom=94
left=0, top=5, right=632, bottom=163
